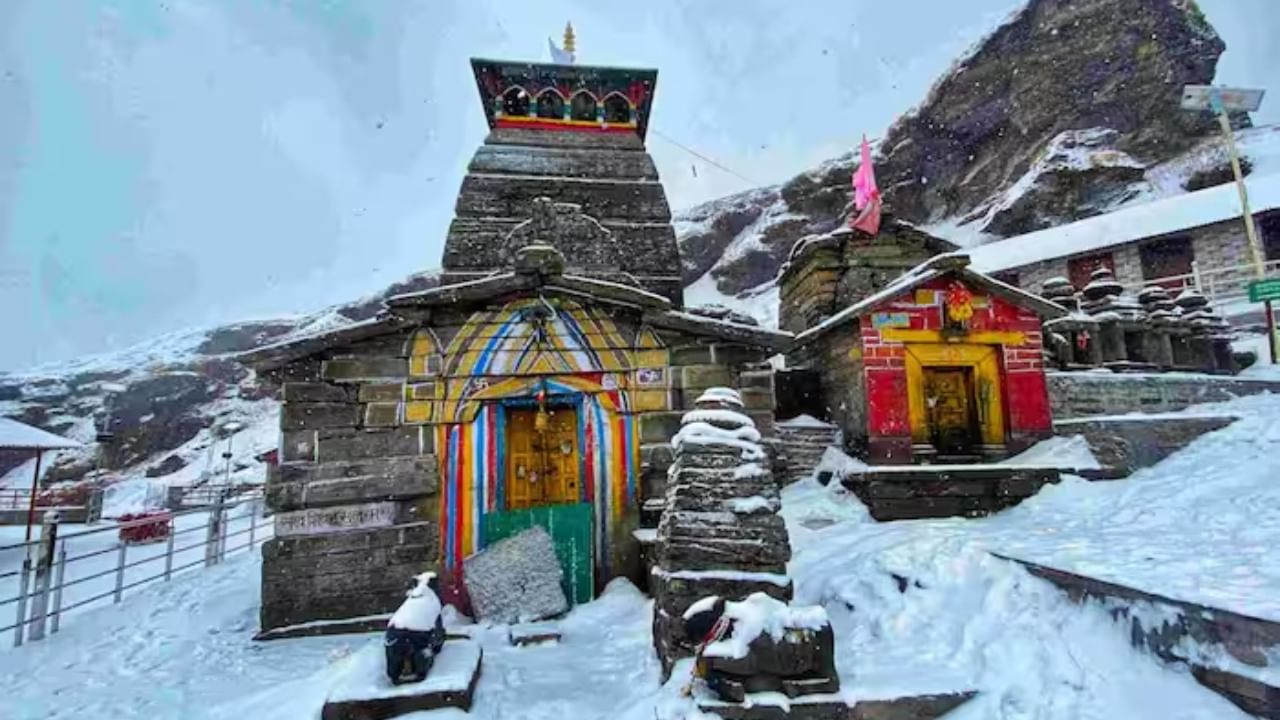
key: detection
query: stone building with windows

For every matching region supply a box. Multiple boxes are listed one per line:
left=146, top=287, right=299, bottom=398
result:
left=242, top=57, right=787, bottom=634
left=967, top=174, right=1280, bottom=316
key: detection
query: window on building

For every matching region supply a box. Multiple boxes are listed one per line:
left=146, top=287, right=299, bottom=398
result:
left=1261, top=211, right=1280, bottom=262
left=603, top=94, right=632, bottom=124
left=1067, top=252, right=1115, bottom=290
left=570, top=92, right=598, bottom=122
left=1139, top=235, right=1195, bottom=283
left=501, top=87, right=530, bottom=117
left=536, top=89, right=565, bottom=119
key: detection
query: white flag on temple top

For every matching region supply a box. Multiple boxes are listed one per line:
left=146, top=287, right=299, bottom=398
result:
left=548, top=37, right=575, bottom=65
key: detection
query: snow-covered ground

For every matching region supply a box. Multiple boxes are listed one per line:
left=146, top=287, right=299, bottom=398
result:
left=3, top=393, right=1277, bottom=719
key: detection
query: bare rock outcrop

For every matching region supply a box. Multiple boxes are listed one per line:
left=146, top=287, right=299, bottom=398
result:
left=677, top=0, right=1235, bottom=299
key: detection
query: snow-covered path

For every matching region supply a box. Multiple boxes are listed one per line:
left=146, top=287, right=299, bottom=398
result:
left=0, top=548, right=667, bottom=720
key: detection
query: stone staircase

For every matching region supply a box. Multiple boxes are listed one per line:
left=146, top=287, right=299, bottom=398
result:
left=775, top=416, right=838, bottom=484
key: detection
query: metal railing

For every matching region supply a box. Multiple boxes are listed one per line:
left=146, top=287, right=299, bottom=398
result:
left=166, top=483, right=263, bottom=510
left=1132, top=259, right=1280, bottom=315
left=0, top=495, right=272, bottom=647
left=0, top=488, right=86, bottom=512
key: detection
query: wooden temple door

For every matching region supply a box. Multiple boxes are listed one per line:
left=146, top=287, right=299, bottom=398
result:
left=505, top=407, right=580, bottom=508
left=923, top=368, right=979, bottom=456
left=489, top=404, right=594, bottom=604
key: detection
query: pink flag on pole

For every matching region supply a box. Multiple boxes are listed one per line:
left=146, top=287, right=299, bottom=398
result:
left=851, top=135, right=882, bottom=236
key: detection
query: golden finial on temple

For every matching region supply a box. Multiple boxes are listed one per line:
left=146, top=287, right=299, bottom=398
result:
left=563, top=22, right=576, bottom=55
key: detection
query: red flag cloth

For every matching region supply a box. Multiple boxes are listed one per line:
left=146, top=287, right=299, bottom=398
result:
left=850, top=135, right=882, bottom=236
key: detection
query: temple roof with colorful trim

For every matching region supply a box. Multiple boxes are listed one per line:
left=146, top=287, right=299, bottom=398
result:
left=470, top=58, right=658, bottom=140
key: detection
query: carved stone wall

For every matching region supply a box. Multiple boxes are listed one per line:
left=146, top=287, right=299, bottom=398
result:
left=442, top=131, right=683, bottom=304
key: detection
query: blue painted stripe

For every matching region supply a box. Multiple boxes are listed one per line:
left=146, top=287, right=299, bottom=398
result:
left=445, top=427, right=460, bottom=568
left=623, top=414, right=635, bottom=503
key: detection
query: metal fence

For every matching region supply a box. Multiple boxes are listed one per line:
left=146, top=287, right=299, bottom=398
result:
left=0, top=495, right=272, bottom=647
left=166, top=483, right=263, bottom=510
left=1134, top=259, right=1280, bottom=315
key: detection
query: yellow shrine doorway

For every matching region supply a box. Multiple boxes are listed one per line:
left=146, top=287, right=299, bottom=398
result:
left=905, top=344, right=1006, bottom=460
left=504, top=405, right=581, bottom=509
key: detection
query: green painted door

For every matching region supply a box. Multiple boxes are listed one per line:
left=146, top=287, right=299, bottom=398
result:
left=483, top=503, right=594, bottom=605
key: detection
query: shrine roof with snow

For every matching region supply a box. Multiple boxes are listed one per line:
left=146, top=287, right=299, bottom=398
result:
left=794, top=253, right=1068, bottom=346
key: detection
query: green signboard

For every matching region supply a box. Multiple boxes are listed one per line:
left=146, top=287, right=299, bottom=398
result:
left=1248, top=278, right=1280, bottom=303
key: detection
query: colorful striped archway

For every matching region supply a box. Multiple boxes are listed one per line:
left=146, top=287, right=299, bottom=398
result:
left=434, top=298, right=648, bottom=582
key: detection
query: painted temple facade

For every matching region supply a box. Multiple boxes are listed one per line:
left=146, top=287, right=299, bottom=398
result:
left=782, top=221, right=1066, bottom=464
left=244, top=58, right=786, bottom=633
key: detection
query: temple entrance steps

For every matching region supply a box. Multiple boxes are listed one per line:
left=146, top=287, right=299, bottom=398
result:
left=999, top=555, right=1280, bottom=719
left=838, top=465, right=1063, bottom=521
left=776, top=416, right=839, bottom=485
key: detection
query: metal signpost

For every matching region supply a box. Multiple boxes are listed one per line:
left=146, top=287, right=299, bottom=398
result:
left=1181, top=85, right=1276, bottom=363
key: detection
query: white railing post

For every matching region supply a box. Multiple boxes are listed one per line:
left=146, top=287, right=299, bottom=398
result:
left=13, top=558, right=30, bottom=648
left=50, top=544, right=67, bottom=634
left=26, top=511, right=59, bottom=642
left=113, top=542, right=126, bottom=603
left=1191, top=260, right=1203, bottom=292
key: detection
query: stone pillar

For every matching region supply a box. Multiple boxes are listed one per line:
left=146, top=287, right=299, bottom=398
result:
left=1175, top=290, right=1217, bottom=372
left=650, top=387, right=792, bottom=677
left=1080, top=267, right=1131, bottom=367
left=1137, top=285, right=1176, bottom=370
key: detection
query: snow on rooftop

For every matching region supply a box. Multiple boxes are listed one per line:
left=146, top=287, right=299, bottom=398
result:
left=0, top=417, right=81, bottom=450
left=968, top=171, right=1280, bottom=274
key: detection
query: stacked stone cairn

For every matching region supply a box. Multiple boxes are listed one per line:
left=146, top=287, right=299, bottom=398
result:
left=1175, top=288, right=1237, bottom=373
left=651, top=387, right=792, bottom=676
left=1039, top=271, right=1238, bottom=374
left=1080, top=267, right=1155, bottom=370
left=1136, top=284, right=1184, bottom=369
left=1040, top=277, right=1102, bottom=369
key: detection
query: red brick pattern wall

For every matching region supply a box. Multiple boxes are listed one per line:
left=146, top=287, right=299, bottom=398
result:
left=857, top=276, right=1054, bottom=458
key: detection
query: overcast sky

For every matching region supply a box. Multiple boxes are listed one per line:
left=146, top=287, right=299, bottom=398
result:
left=2, top=0, right=1276, bottom=370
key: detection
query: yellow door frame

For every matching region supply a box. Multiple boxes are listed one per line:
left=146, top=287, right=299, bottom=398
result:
left=904, top=343, right=1005, bottom=446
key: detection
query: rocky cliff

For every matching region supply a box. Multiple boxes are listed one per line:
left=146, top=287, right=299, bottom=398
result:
left=679, top=0, right=1238, bottom=299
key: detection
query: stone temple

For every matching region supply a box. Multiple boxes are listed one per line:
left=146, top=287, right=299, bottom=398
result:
left=242, top=55, right=788, bottom=634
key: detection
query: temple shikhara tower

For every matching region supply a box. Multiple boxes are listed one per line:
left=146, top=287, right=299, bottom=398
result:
left=243, top=50, right=786, bottom=634
left=442, top=57, right=683, bottom=304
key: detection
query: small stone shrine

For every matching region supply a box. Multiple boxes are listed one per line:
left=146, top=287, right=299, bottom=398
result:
left=651, top=388, right=792, bottom=674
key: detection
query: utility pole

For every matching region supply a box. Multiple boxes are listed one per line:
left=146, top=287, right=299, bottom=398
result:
left=1181, top=85, right=1275, bottom=364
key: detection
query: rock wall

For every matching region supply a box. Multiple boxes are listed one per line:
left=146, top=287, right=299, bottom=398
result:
left=1047, top=372, right=1280, bottom=418
left=261, top=330, right=440, bottom=632
left=1054, top=415, right=1235, bottom=473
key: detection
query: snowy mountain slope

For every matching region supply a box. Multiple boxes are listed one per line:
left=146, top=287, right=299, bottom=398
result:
left=0, top=269, right=440, bottom=505
left=6, top=391, right=1276, bottom=719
